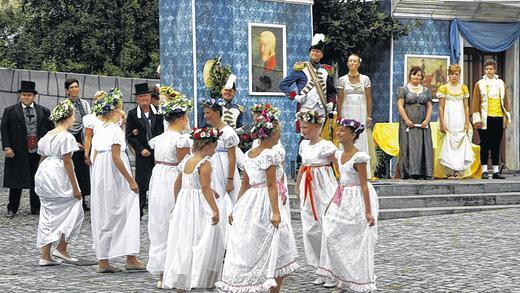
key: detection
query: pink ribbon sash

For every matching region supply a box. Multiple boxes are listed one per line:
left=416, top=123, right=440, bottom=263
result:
left=277, top=180, right=288, bottom=204
left=332, top=184, right=345, bottom=207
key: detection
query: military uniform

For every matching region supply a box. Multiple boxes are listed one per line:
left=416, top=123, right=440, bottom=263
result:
left=222, top=101, right=245, bottom=134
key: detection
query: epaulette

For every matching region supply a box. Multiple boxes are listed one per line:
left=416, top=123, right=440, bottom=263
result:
left=322, top=64, right=334, bottom=77
left=293, top=61, right=305, bottom=71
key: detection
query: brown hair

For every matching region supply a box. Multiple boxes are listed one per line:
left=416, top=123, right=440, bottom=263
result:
left=483, top=59, right=497, bottom=70
left=448, top=64, right=461, bottom=75
left=408, top=66, right=424, bottom=81
left=192, top=139, right=216, bottom=151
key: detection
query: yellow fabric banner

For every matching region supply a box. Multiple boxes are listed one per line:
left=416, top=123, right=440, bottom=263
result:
left=372, top=122, right=482, bottom=179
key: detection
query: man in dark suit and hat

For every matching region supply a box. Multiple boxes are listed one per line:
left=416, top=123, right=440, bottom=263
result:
left=126, top=83, right=164, bottom=218
left=1, top=80, right=54, bottom=218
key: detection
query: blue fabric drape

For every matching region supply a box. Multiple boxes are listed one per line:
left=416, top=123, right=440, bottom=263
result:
left=450, top=19, right=520, bottom=63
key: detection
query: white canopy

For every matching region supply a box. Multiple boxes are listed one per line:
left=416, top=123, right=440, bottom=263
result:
left=392, top=0, right=520, bottom=22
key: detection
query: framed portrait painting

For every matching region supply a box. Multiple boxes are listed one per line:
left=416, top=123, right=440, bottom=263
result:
left=404, top=54, right=450, bottom=100
left=248, top=23, right=287, bottom=96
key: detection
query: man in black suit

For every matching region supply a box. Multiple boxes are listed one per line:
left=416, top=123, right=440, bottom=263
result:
left=1, top=80, right=54, bottom=218
left=126, top=83, right=164, bottom=218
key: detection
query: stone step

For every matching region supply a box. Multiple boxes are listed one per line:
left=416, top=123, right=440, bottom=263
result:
left=378, top=192, right=520, bottom=209
left=378, top=204, right=520, bottom=220
left=289, top=204, right=520, bottom=221
left=286, top=180, right=520, bottom=196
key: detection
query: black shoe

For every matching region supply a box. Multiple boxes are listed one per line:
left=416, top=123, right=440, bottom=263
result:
left=492, top=173, right=506, bottom=179
left=6, top=211, right=16, bottom=219
left=481, top=172, right=489, bottom=179
left=31, top=210, right=39, bottom=215
left=82, top=204, right=90, bottom=211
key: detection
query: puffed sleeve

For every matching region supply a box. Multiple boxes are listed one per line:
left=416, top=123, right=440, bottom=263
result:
left=177, top=155, right=192, bottom=173
left=397, top=86, right=406, bottom=100
left=259, top=149, right=282, bottom=170
left=222, top=129, right=240, bottom=149
left=363, top=75, right=372, bottom=88
left=82, top=114, right=94, bottom=130
left=37, top=136, right=47, bottom=156
left=462, top=85, right=470, bottom=99
left=336, top=75, right=346, bottom=89
left=111, top=126, right=126, bottom=146
left=148, top=135, right=159, bottom=150
left=436, top=85, right=447, bottom=99
left=320, top=141, right=338, bottom=158
left=353, top=152, right=371, bottom=164
left=61, top=133, right=80, bottom=155
left=176, top=133, right=193, bottom=148
left=298, top=140, right=308, bottom=157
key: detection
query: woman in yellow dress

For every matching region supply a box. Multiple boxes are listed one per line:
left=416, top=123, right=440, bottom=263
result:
left=437, top=64, right=474, bottom=178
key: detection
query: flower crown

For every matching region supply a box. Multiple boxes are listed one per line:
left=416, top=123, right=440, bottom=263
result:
left=159, top=86, right=183, bottom=100
left=158, top=97, right=193, bottom=118
left=250, top=103, right=281, bottom=118
left=296, top=111, right=325, bottom=124
left=200, top=97, right=226, bottom=108
left=336, top=118, right=365, bottom=133
left=251, top=109, right=279, bottom=140
left=50, top=99, right=74, bottom=122
left=92, top=88, right=123, bottom=115
left=190, top=127, right=222, bottom=141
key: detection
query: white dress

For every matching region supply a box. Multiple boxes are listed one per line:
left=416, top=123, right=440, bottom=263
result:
left=83, top=114, right=104, bottom=162
left=163, top=155, right=221, bottom=290
left=337, top=74, right=372, bottom=175
left=146, top=130, right=192, bottom=274
left=90, top=123, right=140, bottom=259
left=437, top=84, right=474, bottom=172
left=216, top=149, right=299, bottom=293
left=253, top=139, right=298, bottom=259
left=35, top=132, right=84, bottom=248
left=211, top=125, right=241, bottom=274
left=317, top=151, right=379, bottom=292
left=299, top=139, right=338, bottom=267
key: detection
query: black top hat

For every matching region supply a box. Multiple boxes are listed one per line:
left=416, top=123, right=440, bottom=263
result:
left=134, top=83, right=151, bottom=95
left=18, top=80, right=38, bottom=94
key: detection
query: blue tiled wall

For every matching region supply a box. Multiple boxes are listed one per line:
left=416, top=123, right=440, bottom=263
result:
left=160, top=0, right=313, bottom=165
left=392, top=19, right=452, bottom=121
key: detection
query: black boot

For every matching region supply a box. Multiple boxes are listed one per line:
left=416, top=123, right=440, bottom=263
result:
left=492, top=173, right=506, bottom=179
left=481, top=172, right=489, bottom=179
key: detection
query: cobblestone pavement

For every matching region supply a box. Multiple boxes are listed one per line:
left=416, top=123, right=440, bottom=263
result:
left=0, top=189, right=519, bottom=292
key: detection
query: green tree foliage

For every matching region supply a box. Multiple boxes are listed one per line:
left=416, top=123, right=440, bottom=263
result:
left=0, top=0, right=159, bottom=78
left=313, top=0, right=414, bottom=65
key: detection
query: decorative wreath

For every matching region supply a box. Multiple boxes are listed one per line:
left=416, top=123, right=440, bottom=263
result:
left=203, top=57, right=233, bottom=99
left=251, top=109, right=279, bottom=140
left=335, top=117, right=365, bottom=133
left=159, top=97, right=193, bottom=118
left=250, top=103, right=280, bottom=119
left=50, top=99, right=74, bottom=122
left=159, top=86, right=183, bottom=101
left=200, top=97, right=226, bottom=109
left=190, top=127, right=222, bottom=142
left=296, top=110, right=325, bottom=125
left=92, top=88, right=123, bottom=115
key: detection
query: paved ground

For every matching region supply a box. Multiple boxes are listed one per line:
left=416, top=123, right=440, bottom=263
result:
left=0, top=188, right=519, bottom=292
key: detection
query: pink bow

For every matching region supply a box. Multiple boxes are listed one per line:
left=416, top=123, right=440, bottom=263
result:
left=332, top=185, right=345, bottom=207
left=277, top=180, right=288, bottom=204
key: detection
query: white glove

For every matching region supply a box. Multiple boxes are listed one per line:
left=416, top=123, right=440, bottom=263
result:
left=294, top=94, right=307, bottom=104
left=326, top=102, right=334, bottom=112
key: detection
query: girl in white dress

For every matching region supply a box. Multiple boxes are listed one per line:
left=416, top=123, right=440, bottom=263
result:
left=337, top=54, right=374, bottom=176
left=251, top=103, right=298, bottom=259
left=437, top=64, right=474, bottom=178
left=202, top=97, right=240, bottom=273
left=163, top=127, right=220, bottom=291
left=295, top=111, right=338, bottom=287
left=318, top=118, right=378, bottom=292
left=216, top=111, right=299, bottom=293
left=147, top=98, right=193, bottom=287
left=90, top=89, right=144, bottom=273
left=35, top=100, right=84, bottom=266
left=83, top=91, right=106, bottom=166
